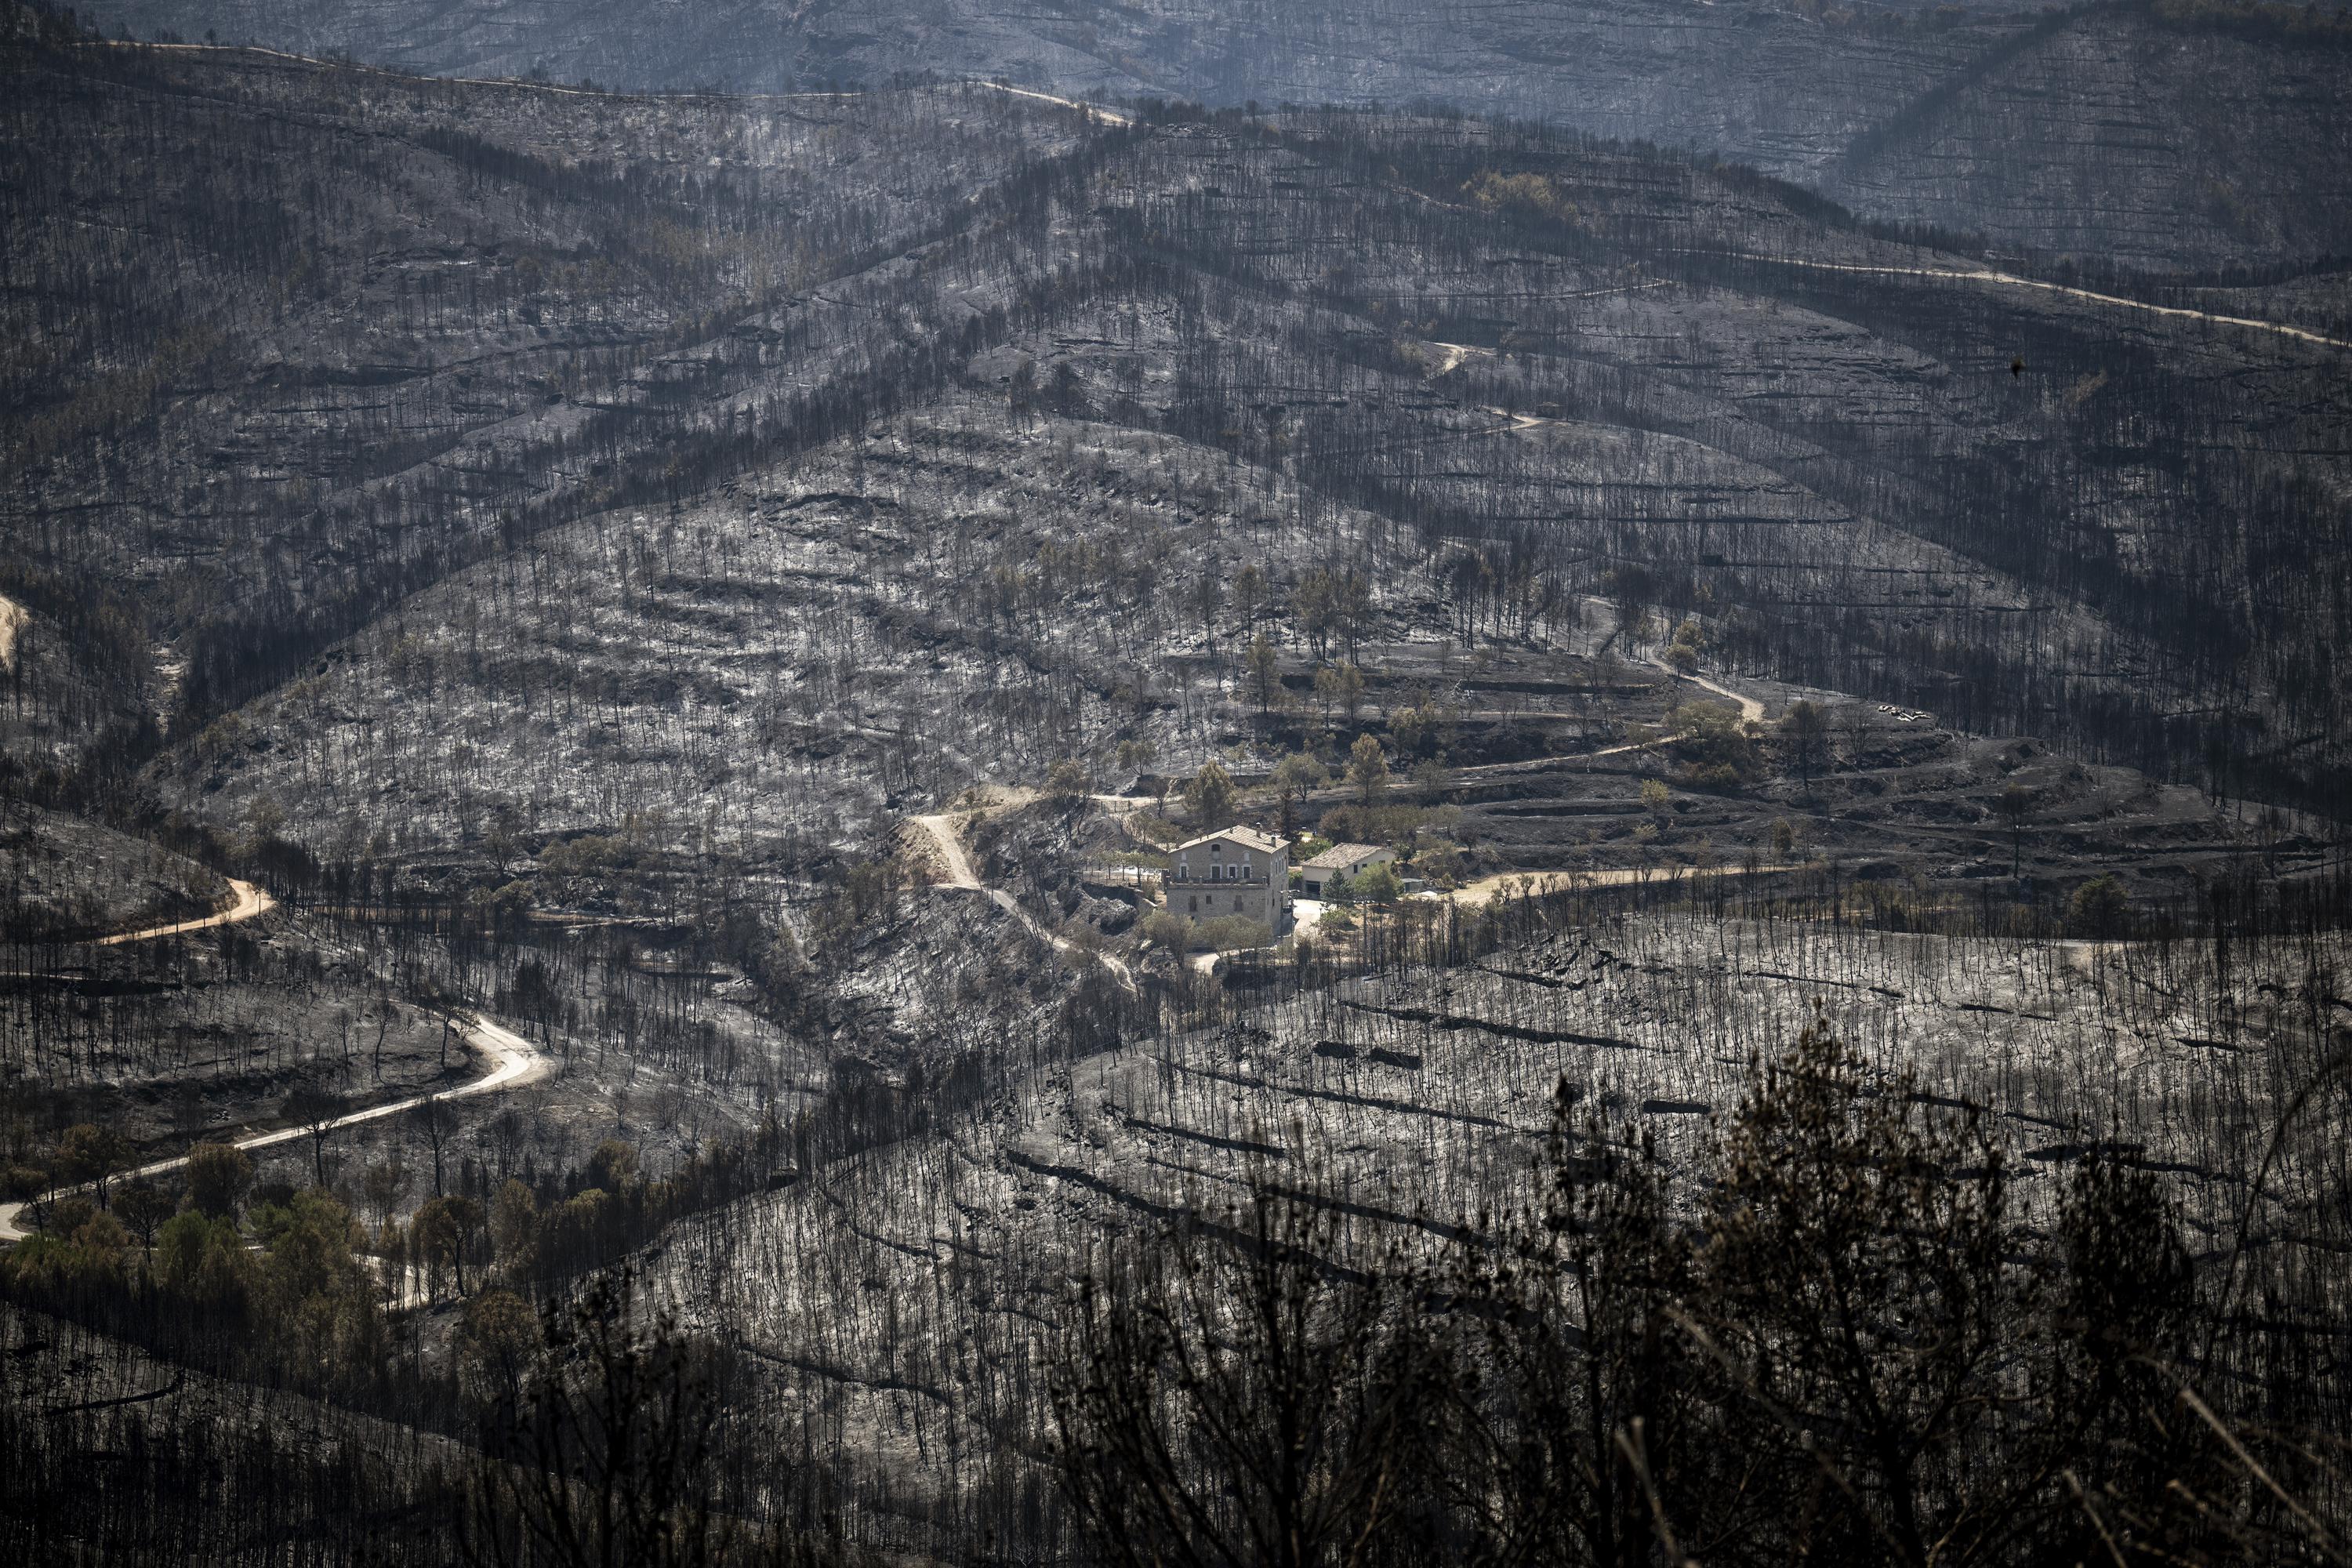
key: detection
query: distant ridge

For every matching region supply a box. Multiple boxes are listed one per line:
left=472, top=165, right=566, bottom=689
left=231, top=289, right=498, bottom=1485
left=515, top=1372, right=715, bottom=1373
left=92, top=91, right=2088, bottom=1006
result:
left=52, top=0, right=2352, bottom=269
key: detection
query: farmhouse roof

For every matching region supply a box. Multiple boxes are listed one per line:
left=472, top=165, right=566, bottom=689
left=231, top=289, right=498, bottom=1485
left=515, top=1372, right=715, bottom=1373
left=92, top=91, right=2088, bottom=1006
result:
left=1304, top=842, right=1390, bottom=870
left=1176, top=826, right=1283, bottom=855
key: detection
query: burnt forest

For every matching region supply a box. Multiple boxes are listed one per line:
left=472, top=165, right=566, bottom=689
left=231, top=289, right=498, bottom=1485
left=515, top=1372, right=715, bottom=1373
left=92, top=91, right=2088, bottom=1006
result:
left=2, top=0, right=2350, bottom=1562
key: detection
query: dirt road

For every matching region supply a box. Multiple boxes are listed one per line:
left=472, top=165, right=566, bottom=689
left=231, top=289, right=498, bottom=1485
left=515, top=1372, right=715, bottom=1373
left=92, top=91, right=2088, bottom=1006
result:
left=911, top=814, right=983, bottom=890
left=1088, top=792, right=1157, bottom=813
left=94, top=878, right=278, bottom=947
left=1428, top=341, right=1492, bottom=376
left=1430, top=689, right=1761, bottom=788
left=911, top=814, right=1137, bottom=993
left=1439, top=860, right=1800, bottom=906
left=0, top=1013, right=551, bottom=1243
left=1653, top=659, right=1766, bottom=725
left=1700, top=252, right=2350, bottom=353
left=981, top=83, right=1132, bottom=126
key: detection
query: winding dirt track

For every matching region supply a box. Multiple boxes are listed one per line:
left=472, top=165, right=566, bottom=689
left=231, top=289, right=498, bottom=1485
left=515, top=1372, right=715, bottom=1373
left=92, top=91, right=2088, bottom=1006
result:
left=95, top=878, right=277, bottom=946
left=911, top=814, right=985, bottom=891
left=0, top=874, right=292, bottom=1234
left=980, top=84, right=1132, bottom=126
left=0, top=1014, right=550, bottom=1243
left=1654, top=659, right=1766, bottom=725
left=911, top=815, right=1138, bottom=993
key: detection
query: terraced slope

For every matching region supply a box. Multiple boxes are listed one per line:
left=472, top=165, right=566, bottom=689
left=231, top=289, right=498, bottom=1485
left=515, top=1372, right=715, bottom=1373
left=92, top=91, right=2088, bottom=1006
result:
left=1, top=35, right=1107, bottom=735
left=10, top=37, right=2344, bottom=840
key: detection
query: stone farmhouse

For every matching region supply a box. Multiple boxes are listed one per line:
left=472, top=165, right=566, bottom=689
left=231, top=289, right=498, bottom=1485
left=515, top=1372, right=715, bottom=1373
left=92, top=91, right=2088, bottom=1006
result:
left=1167, top=826, right=1289, bottom=935
left=1298, top=842, right=1396, bottom=898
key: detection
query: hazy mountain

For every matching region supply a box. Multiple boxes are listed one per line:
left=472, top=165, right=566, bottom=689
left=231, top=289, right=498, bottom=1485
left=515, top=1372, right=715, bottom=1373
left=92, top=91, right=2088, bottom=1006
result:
left=70, top=0, right=2352, bottom=268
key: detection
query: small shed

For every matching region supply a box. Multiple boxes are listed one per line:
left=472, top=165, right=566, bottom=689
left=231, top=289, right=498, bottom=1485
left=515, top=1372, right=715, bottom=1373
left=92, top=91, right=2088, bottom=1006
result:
left=1299, top=843, right=1396, bottom=898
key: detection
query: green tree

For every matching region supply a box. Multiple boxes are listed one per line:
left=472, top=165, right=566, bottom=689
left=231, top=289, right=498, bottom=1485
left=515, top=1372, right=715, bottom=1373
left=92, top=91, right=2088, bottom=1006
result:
left=114, top=1179, right=175, bottom=1252
left=3, top=1205, right=130, bottom=1296
left=587, top=1139, right=640, bottom=1197
left=1348, top=862, right=1403, bottom=906
left=1270, top=752, right=1330, bottom=835
left=1045, top=758, right=1094, bottom=805
left=2068, top=873, right=2132, bottom=938
left=1139, top=909, right=1192, bottom=952
left=1246, top=634, right=1282, bottom=713
left=415, top=1192, right=488, bottom=1298
left=1664, top=618, right=1703, bottom=674
left=1313, top=662, right=1364, bottom=724
left=1347, top=734, right=1389, bottom=807
left=1669, top=701, right=1755, bottom=790
left=462, top=1287, right=542, bottom=1410
left=258, top=1189, right=380, bottom=1383
left=1194, top=914, right=1276, bottom=952
left=1293, top=569, right=1339, bottom=660
left=361, top=1156, right=411, bottom=1229
left=1185, top=761, right=1240, bottom=829
left=1392, top=710, right=1425, bottom=760
left=53, top=1123, right=130, bottom=1206
left=1411, top=838, right=1468, bottom=888
left=492, top=1178, right=540, bottom=1273
left=184, top=1141, right=254, bottom=1218
left=1233, top=563, right=1267, bottom=637
left=1116, top=737, right=1158, bottom=790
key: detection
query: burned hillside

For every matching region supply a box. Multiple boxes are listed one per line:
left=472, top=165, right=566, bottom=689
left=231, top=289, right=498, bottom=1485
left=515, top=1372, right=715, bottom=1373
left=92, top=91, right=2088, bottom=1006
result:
left=2, top=16, right=2349, bottom=1567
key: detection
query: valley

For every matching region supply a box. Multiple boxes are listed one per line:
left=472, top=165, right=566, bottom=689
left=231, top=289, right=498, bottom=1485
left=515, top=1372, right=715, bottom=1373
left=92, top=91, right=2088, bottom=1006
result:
left=0, top=9, right=2347, bottom=1565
